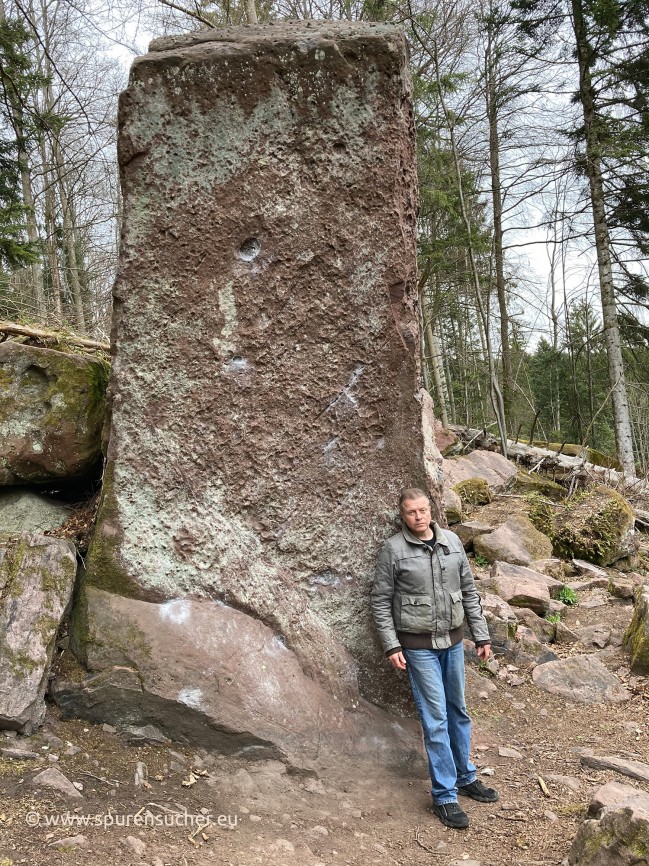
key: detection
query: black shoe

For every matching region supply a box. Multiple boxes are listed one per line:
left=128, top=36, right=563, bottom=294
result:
left=458, top=779, right=500, bottom=803
left=431, top=801, right=470, bottom=829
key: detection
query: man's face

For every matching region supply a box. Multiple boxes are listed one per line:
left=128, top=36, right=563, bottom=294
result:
left=400, top=496, right=432, bottom=538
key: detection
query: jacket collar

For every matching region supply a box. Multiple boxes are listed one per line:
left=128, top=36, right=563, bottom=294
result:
left=401, top=521, right=450, bottom=551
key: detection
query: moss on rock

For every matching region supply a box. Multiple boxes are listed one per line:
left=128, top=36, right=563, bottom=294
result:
left=528, top=486, right=635, bottom=566
left=514, top=469, right=565, bottom=500
left=453, top=477, right=492, bottom=506
left=83, top=461, right=139, bottom=598
left=624, top=585, right=649, bottom=673
left=0, top=342, right=110, bottom=484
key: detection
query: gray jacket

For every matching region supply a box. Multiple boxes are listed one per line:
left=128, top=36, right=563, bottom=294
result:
left=371, top=522, right=490, bottom=654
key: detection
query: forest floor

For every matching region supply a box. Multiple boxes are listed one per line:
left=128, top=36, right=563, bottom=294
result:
left=1, top=577, right=647, bottom=866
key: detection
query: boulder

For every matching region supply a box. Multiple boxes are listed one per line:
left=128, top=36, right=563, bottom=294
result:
left=624, top=585, right=649, bottom=674
left=512, top=468, right=565, bottom=499
left=566, top=577, right=610, bottom=592
left=443, top=451, right=517, bottom=494
left=589, top=781, right=645, bottom=815
left=608, top=576, right=636, bottom=600
left=55, top=587, right=425, bottom=772
left=473, top=515, right=553, bottom=567
left=532, top=655, right=630, bottom=704
left=0, top=489, right=69, bottom=534
left=530, top=486, right=637, bottom=567
left=0, top=342, right=108, bottom=485
left=443, top=486, right=462, bottom=525
left=569, top=783, right=649, bottom=865
left=0, top=533, right=77, bottom=732
left=453, top=477, right=492, bottom=506
left=80, top=21, right=441, bottom=735
left=573, top=559, right=608, bottom=579
left=478, top=571, right=551, bottom=615
left=514, top=607, right=556, bottom=643
left=479, top=592, right=519, bottom=648
left=433, top=420, right=458, bottom=456
left=576, top=625, right=611, bottom=649
left=491, top=560, right=563, bottom=593
left=555, top=621, right=579, bottom=644
left=455, top=521, right=495, bottom=551
left=513, top=624, right=557, bottom=665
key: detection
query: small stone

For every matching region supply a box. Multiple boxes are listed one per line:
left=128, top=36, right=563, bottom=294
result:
left=64, top=742, right=82, bottom=756
left=544, top=774, right=581, bottom=793
left=544, top=810, right=558, bottom=822
left=312, top=826, right=329, bottom=835
left=32, top=767, right=82, bottom=798
left=123, top=724, right=169, bottom=745
left=47, top=754, right=59, bottom=763
left=303, top=777, right=327, bottom=795
left=102, top=723, right=117, bottom=734
left=249, top=815, right=262, bottom=823
left=498, top=747, right=523, bottom=759
left=122, top=836, right=147, bottom=857
left=481, top=767, right=495, bottom=776
left=48, top=834, right=88, bottom=849
left=274, top=839, right=294, bottom=852
left=0, top=747, right=40, bottom=759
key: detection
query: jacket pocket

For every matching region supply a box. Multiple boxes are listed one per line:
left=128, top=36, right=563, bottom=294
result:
left=398, top=594, right=432, bottom=632
left=449, top=589, right=464, bottom=629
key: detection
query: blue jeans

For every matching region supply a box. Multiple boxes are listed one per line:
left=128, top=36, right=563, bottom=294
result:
left=403, top=643, right=477, bottom=804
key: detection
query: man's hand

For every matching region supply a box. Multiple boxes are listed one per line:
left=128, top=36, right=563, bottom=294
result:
left=477, top=644, right=492, bottom=661
left=388, top=651, right=407, bottom=670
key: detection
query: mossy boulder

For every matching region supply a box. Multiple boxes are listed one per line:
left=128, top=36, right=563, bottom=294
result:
left=513, top=468, right=565, bottom=500
left=0, top=532, right=77, bottom=732
left=569, top=783, right=649, bottom=865
left=623, top=585, right=649, bottom=674
left=0, top=341, right=109, bottom=485
left=529, top=486, right=636, bottom=567
left=453, top=477, right=492, bottom=506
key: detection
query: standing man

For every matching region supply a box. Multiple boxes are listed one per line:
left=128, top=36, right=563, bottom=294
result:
left=371, top=487, right=499, bottom=829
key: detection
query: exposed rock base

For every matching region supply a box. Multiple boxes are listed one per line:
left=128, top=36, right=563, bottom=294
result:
left=0, top=533, right=77, bottom=732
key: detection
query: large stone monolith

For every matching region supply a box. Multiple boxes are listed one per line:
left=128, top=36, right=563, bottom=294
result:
left=71, top=22, right=441, bottom=767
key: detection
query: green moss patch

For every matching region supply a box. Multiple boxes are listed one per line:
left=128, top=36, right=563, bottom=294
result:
left=453, top=478, right=492, bottom=506
left=528, top=486, right=634, bottom=566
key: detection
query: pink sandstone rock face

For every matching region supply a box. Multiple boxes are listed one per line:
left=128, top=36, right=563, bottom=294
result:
left=0, top=533, right=77, bottom=732
left=57, top=587, right=424, bottom=770
left=72, top=22, right=442, bottom=763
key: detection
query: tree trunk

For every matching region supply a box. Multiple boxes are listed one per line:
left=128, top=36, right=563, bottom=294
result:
left=485, top=21, right=512, bottom=434
left=570, top=0, right=635, bottom=476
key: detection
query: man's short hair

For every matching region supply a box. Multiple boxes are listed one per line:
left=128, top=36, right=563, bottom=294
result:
left=399, top=487, right=431, bottom=510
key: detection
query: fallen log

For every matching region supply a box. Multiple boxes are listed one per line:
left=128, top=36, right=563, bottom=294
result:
left=0, top=320, right=110, bottom=352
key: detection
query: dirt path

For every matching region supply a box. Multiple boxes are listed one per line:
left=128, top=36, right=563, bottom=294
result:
left=1, top=584, right=647, bottom=866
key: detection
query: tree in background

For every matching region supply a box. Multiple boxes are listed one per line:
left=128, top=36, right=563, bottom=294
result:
left=0, top=11, right=44, bottom=311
